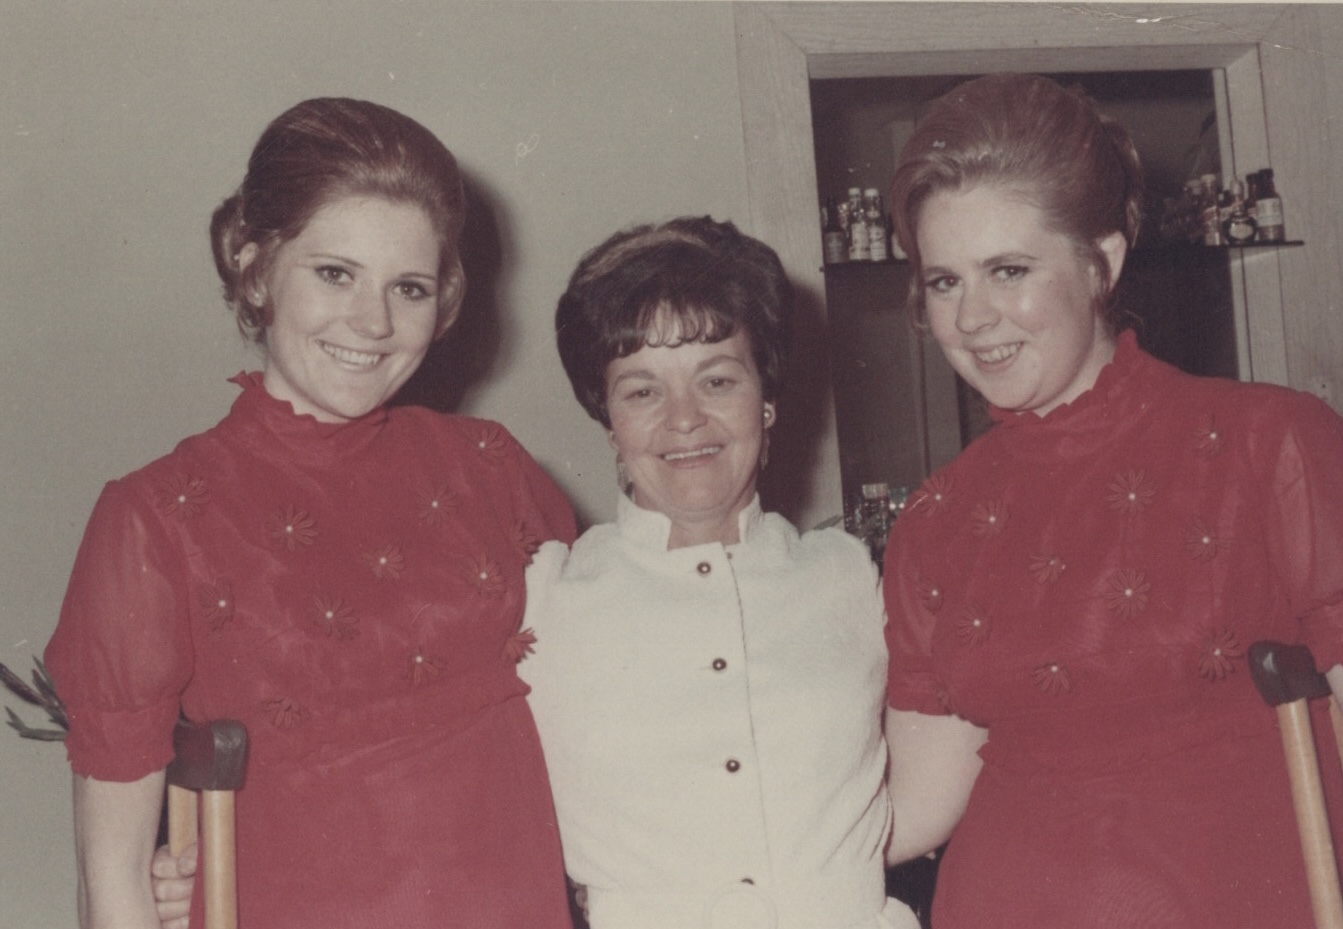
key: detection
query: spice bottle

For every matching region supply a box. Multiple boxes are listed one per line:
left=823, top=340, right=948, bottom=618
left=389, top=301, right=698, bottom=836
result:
left=821, top=198, right=847, bottom=265
left=845, top=187, right=870, bottom=261
left=1221, top=180, right=1258, bottom=245
left=863, top=189, right=888, bottom=262
left=1198, top=174, right=1223, bottom=246
left=1255, top=168, right=1285, bottom=242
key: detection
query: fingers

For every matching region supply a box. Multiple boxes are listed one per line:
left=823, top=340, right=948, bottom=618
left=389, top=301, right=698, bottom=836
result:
left=151, top=841, right=199, bottom=880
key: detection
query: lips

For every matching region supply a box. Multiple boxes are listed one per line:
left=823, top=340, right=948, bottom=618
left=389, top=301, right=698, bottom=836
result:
left=321, top=341, right=384, bottom=368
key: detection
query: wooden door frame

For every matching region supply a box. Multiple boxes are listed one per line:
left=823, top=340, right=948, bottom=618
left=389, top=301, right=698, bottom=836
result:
left=735, top=1, right=1329, bottom=528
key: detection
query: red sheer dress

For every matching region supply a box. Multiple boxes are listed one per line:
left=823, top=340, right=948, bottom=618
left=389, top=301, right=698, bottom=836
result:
left=884, top=332, right=1343, bottom=928
left=46, top=373, right=577, bottom=929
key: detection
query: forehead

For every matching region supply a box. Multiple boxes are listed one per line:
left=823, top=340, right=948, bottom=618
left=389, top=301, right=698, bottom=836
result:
left=607, top=327, right=757, bottom=379
left=917, top=184, right=1071, bottom=261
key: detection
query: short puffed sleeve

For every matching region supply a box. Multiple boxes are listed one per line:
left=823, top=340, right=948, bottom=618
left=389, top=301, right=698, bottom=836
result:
left=45, top=479, right=194, bottom=780
left=1261, top=392, right=1343, bottom=670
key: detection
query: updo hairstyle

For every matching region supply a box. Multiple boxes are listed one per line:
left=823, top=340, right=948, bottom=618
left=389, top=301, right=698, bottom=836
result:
left=889, top=72, right=1144, bottom=331
left=555, top=215, right=794, bottom=429
left=211, top=97, right=468, bottom=343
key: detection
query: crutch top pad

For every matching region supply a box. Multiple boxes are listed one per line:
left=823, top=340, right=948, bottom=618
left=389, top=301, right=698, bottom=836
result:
left=1249, top=641, right=1332, bottom=707
left=166, top=719, right=248, bottom=792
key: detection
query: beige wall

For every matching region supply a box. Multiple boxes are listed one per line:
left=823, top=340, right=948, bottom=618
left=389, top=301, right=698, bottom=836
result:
left=0, top=3, right=749, bottom=924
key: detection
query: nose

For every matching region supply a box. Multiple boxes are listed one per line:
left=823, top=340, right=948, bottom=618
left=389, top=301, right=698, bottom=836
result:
left=664, top=388, right=707, bottom=433
left=955, top=281, right=999, bottom=334
left=348, top=286, right=394, bottom=339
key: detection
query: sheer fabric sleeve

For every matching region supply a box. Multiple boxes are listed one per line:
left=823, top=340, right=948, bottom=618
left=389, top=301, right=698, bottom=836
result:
left=1262, top=393, right=1343, bottom=671
left=500, top=427, right=577, bottom=548
left=883, top=518, right=947, bottom=716
left=45, top=479, right=194, bottom=781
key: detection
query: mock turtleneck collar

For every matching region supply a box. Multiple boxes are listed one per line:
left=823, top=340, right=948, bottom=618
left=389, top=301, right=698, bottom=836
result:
left=224, top=371, right=389, bottom=463
left=616, top=491, right=766, bottom=552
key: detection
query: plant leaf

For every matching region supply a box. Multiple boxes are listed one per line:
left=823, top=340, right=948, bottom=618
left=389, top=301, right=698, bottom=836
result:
left=0, top=661, right=44, bottom=707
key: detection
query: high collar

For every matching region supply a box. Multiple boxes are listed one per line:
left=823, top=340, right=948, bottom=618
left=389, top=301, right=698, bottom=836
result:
left=222, top=371, right=389, bottom=464
left=984, top=330, right=1170, bottom=462
left=615, top=491, right=766, bottom=553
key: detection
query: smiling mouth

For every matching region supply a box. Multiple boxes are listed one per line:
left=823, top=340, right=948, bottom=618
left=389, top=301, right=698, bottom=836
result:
left=321, top=341, right=384, bottom=368
left=973, top=343, right=1022, bottom=365
left=663, top=445, right=722, bottom=462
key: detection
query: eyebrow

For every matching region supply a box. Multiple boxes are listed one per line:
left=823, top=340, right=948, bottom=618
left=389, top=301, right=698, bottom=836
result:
left=608, top=353, right=750, bottom=388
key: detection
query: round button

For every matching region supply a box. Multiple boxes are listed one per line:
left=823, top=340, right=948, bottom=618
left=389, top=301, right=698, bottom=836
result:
left=725, top=758, right=741, bottom=773
left=697, top=561, right=712, bottom=575
left=712, top=658, right=728, bottom=672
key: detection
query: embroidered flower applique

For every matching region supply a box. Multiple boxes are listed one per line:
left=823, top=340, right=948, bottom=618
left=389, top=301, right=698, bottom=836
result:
left=364, top=544, right=405, bottom=580
left=157, top=474, right=210, bottom=519
left=1185, top=517, right=1221, bottom=562
left=1103, top=569, right=1151, bottom=620
left=1033, top=662, right=1072, bottom=696
left=466, top=554, right=506, bottom=598
left=969, top=499, right=1008, bottom=538
left=1105, top=470, right=1156, bottom=515
left=267, top=505, right=317, bottom=551
left=311, top=593, right=358, bottom=639
left=915, top=574, right=945, bottom=614
left=473, top=424, right=508, bottom=462
left=417, top=483, right=459, bottom=525
left=512, top=520, right=542, bottom=565
left=1029, top=553, right=1066, bottom=584
left=503, top=628, right=538, bottom=663
left=264, top=696, right=309, bottom=730
left=407, top=649, right=446, bottom=686
left=1198, top=628, right=1244, bottom=681
left=199, top=578, right=235, bottom=631
left=906, top=474, right=954, bottom=517
left=955, top=606, right=991, bottom=648
left=1194, top=415, right=1225, bottom=458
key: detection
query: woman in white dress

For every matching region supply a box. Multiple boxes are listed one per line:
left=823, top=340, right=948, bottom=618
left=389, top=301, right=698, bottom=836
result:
left=522, top=215, right=917, bottom=929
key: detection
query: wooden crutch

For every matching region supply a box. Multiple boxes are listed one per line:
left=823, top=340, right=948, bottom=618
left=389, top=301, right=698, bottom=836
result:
left=165, top=719, right=248, bottom=929
left=1249, top=641, right=1343, bottom=929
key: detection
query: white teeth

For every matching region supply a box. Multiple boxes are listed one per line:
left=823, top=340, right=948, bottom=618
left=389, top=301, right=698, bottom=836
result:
left=322, top=343, right=382, bottom=367
left=664, top=446, right=721, bottom=461
left=974, top=343, right=1021, bottom=364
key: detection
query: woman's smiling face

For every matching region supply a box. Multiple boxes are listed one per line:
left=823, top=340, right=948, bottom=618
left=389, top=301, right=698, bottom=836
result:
left=917, top=183, right=1124, bottom=417
left=604, top=321, right=771, bottom=549
left=249, top=195, right=442, bottom=423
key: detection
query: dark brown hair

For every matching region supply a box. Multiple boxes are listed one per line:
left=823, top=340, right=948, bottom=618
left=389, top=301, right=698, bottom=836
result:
left=555, top=216, right=794, bottom=428
left=889, top=73, right=1144, bottom=330
left=211, top=97, right=467, bottom=342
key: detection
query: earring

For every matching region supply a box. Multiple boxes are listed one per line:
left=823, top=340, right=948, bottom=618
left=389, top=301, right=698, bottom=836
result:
left=758, top=431, right=771, bottom=471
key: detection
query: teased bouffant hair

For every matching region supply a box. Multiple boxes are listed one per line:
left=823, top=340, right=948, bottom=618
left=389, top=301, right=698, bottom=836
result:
left=555, top=215, right=794, bottom=429
left=890, top=73, right=1144, bottom=330
left=210, top=97, right=467, bottom=342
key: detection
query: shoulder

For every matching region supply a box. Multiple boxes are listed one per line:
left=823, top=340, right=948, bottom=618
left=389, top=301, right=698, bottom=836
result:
left=389, top=407, right=528, bottom=452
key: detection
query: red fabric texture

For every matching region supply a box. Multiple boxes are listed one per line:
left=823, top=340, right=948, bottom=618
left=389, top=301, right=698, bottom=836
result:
left=884, top=332, right=1343, bottom=928
left=47, top=373, right=577, bottom=929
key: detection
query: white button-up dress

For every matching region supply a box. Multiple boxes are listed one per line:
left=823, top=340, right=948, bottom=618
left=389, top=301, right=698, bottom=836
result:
left=521, top=494, right=919, bottom=929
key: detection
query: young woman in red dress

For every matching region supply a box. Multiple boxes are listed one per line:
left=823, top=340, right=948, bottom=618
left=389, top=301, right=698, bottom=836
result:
left=46, top=97, right=576, bottom=929
left=881, top=72, right=1343, bottom=928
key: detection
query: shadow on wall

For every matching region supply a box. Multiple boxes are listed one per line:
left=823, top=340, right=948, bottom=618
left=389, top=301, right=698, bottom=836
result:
left=394, top=178, right=505, bottom=414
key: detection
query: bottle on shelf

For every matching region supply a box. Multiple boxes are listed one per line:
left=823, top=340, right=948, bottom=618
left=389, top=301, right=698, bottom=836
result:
left=1221, top=179, right=1258, bottom=245
left=1198, top=174, right=1223, bottom=246
left=1254, top=168, right=1285, bottom=242
left=863, top=188, right=888, bottom=262
left=845, top=187, right=870, bottom=261
left=821, top=198, right=848, bottom=265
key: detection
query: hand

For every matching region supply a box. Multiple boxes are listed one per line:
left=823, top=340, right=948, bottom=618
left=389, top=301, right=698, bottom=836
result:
left=151, top=842, right=197, bottom=929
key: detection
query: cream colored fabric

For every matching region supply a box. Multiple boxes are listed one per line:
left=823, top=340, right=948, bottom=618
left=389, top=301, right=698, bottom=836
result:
left=521, top=494, right=918, bottom=929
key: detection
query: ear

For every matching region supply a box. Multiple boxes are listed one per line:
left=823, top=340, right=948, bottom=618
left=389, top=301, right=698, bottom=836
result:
left=1096, top=231, right=1128, bottom=294
left=762, top=402, right=777, bottom=430
left=434, top=258, right=468, bottom=339
left=236, top=242, right=267, bottom=306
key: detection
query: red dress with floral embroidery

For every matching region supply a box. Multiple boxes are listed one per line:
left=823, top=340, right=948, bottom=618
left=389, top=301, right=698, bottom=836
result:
left=885, top=332, right=1343, bottom=929
left=46, top=373, right=577, bottom=929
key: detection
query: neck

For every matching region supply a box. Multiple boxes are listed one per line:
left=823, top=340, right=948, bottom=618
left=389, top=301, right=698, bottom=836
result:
left=667, top=517, right=741, bottom=550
